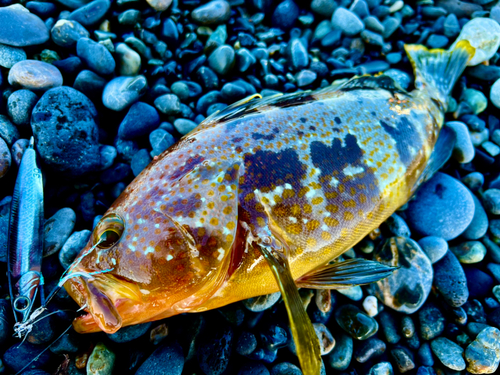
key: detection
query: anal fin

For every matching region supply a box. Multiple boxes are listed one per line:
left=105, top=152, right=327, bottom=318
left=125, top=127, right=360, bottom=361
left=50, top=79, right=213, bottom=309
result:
left=297, top=258, right=398, bottom=289
left=257, top=244, right=321, bottom=375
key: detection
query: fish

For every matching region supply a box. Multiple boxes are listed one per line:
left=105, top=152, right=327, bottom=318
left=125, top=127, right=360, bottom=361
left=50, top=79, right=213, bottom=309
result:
left=63, top=40, right=474, bottom=374
left=7, top=137, right=45, bottom=334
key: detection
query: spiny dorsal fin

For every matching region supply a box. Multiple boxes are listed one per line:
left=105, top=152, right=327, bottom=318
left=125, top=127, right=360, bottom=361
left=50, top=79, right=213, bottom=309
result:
left=340, top=75, right=406, bottom=95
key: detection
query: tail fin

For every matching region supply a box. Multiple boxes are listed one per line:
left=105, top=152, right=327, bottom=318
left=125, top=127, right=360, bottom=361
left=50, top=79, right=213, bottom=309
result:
left=404, top=40, right=475, bottom=105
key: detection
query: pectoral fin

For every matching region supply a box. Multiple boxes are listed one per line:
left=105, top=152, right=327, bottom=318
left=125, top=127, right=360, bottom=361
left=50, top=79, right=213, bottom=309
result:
left=297, top=258, right=398, bottom=289
left=257, top=244, right=321, bottom=375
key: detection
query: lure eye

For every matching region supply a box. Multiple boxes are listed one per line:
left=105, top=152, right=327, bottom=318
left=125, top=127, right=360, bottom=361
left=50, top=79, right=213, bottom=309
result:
left=14, top=296, right=30, bottom=312
left=93, top=213, right=125, bottom=249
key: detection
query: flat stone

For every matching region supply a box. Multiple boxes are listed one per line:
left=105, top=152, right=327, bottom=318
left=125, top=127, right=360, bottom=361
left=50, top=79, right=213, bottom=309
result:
left=146, top=0, right=172, bottom=11
left=331, top=7, right=364, bottom=36
left=0, top=43, right=26, bottom=68
left=44, top=208, right=76, bottom=257
left=431, top=337, right=466, bottom=371
left=77, top=37, right=115, bottom=75
left=154, top=94, right=181, bottom=115
left=446, top=121, right=475, bottom=163
left=118, top=102, right=159, bottom=140
left=8, top=60, right=63, bottom=91
left=208, top=45, right=235, bottom=75
left=174, top=119, right=197, bottom=135
left=451, top=241, right=487, bottom=264
left=368, top=237, right=433, bottom=314
left=335, top=304, right=378, bottom=340
left=87, top=342, right=115, bottom=375
left=7, top=89, right=38, bottom=127
left=69, top=0, right=111, bottom=26
left=417, top=236, right=448, bottom=263
left=51, top=19, right=89, bottom=48
left=465, top=327, right=500, bottom=374
left=191, top=1, right=231, bottom=25
left=463, top=194, right=489, bottom=240
left=0, top=7, right=49, bottom=47
left=59, top=229, right=91, bottom=269
left=102, top=76, right=147, bottom=111
left=115, top=43, right=141, bottom=76
left=327, top=333, right=353, bottom=370
left=433, top=251, right=469, bottom=307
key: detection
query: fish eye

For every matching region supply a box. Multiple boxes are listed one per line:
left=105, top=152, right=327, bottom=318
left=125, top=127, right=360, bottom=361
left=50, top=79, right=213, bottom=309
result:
left=93, top=213, right=125, bottom=249
left=14, top=296, right=30, bottom=312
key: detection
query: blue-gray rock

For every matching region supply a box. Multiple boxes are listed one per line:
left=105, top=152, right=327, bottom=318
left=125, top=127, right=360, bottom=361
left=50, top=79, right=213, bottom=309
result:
left=335, top=304, right=378, bottom=340
left=99, top=144, right=116, bottom=171
left=368, top=362, right=394, bottom=375
left=483, top=189, right=500, bottom=215
left=427, top=34, right=449, bottom=49
left=49, top=333, right=80, bottom=354
left=417, top=342, right=434, bottom=367
left=311, top=0, right=337, bottom=17
left=270, top=362, right=301, bottom=375
left=390, top=347, right=415, bottom=373
left=433, top=251, right=469, bottom=307
left=154, top=94, right=181, bottom=115
left=0, top=7, right=49, bottom=47
left=59, top=229, right=91, bottom=269
left=418, top=302, right=445, bottom=340
left=26, top=1, right=57, bottom=17
left=445, top=121, right=475, bottom=163
left=431, top=337, right=466, bottom=371
left=239, top=362, right=270, bottom=375
left=236, top=331, right=257, bottom=356
left=243, top=292, right=281, bottom=312
left=331, top=7, right=364, bottom=36
left=118, top=102, right=160, bottom=140
left=463, top=172, right=484, bottom=192
left=272, top=0, right=299, bottom=31
left=51, top=19, right=89, bottom=48
left=77, top=37, right=115, bottom=75
left=465, top=267, right=493, bottom=299
left=462, top=194, right=488, bottom=240
left=384, top=213, right=411, bottom=237
left=0, top=43, right=26, bottom=68
left=296, top=70, right=317, bottom=87
left=73, top=69, right=107, bottom=97
left=31, top=86, right=101, bottom=175
left=417, top=236, right=448, bottom=264
left=0, top=115, right=20, bottom=146
left=368, top=237, right=433, bottom=314
left=0, top=137, right=10, bottom=178
left=208, top=45, right=235, bottom=75
left=173, top=119, right=197, bottom=135
left=451, top=241, right=487, bottom=264
left=221, top=82, right=246, bottom=100
left=69, top=0, right=111, bottom=26
left=131, top=149, right=152, bottom=176
left=197, top=324, right=233, bottom=375
left=406, top=172, right=474, bottom=240
left=196, top=91, right=221, bottom=115
left=0, top=197, right=12, bottom=262
left=2, top=342, right=51, bottom=373
left=191, top=1, right=231, bottom=25
left=8, top=60, right=63, bottom=91
left=443, top=13, right=460, bottom=37
left=102, top=75, right=147, bottom=111
left=52, top=56, right=82, bottom=75
left=11, top=139, right=29, bottom=167
left=44, top=208, right=76, bottom=257
left=378, top=311, right=401, bottom=344
left=384, top=69, right=411, bottom=90
left=149, top=128, right=175, bottom=157
left=108, top=322, right=152, bottom=343
left=115, top=43, right=141, bottom=76
left=354, top=337, right=386, bottom=363
left=465, top=326, right=500, bottom=374
left=7, top=89, right=38, bottom=127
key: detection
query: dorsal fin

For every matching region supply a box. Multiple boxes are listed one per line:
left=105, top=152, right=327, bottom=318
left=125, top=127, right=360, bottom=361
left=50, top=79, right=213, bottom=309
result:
left=340, top=75, right=406, bottom=94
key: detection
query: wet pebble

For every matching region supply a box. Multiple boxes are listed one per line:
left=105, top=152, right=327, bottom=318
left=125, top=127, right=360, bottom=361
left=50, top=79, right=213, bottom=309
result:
left=44, top=207, right=76, bottom=257
left=0, top=115, right=20, bottom=146
left=118, top=102, right=160, bottom=140
left=463, top=194, right=489, bottom=240
left=8, top=60, right=63, bottom=91
left=0, top=6, right=49, bottom=47
left=49, top=333, right=80, bottom=354
left=368, top=362, right=394, bottom=375
left=272, top=0, right=299, bottom=31
left=433, top=251, right=469, bottom=307
left=335, top=304, right=378, bottom=340
left=197, top=324, right=233, bottom=375
left=32, top=86, right=101, bottom=175
left=150, top=128, right=175, bottom=157
left=465, top=326, right=500, bottom=374
left=0, top=43, right=26, bottom=68
left=464, top=267, right=493, bottom=299
left=7, top=89, right=38, bottom=127
left=390, top=346, right=415, bottom=373
left=417, top=236, right=448, bottom=264
left=2, top=342, right=51, bottom=373
left=431, top=337, right=466, bottom=371
left=239, top=362, right=270, bottom=375
left=327, top=333, right=353, bottom=370
left=154, top=94, right=181, bottom=115
left=131, top=149, right=152, bottom=176
left=243, top=292, right=281, bottom=312
left=331, top=7, right=364, bottom=36
left=74, top=69, right=107, bottom=97
left=87, top=342, right=115, bottom=375
left=108, top=322, right=152, bottom=343
left=59, top=229, right=91, bottom=269
left=174, top=119, right=198, bottom=135
left=191, top=1, right=231, bottom=25
left=483, top=189, right=500, bottom=215
left=69, top=0, right=111, bottom=26
left=270, top=362, right=301, bottom=375
left=446, top=121, right=475, bottom=163
left=102, top=75, right=147, bottom=111
left=451, top=241, right=487, bottom=263
left=115, top=43, right=141, bottom=76
left=77, top=37, right=115, bottom=75
left=208, top=45, right=235, bottom=75
left=51, top=19, right=89, bottom=48
left=406, top=172, right=475, bottom=240
left=418, top=302, right=446, bottom=340
left=378, top=311, right=401, bottom=344
left=354, top=337, right=386, bottom=363
left=368, top=237, right=433, bottom=314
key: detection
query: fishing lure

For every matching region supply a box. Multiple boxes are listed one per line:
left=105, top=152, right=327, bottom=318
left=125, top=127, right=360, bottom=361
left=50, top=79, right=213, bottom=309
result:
left=7, top=137, right=45, bottom=337
left=62, top=40, right=475, bottom=374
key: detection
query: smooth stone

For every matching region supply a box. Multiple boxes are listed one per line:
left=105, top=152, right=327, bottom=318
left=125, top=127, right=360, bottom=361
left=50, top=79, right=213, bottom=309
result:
left=32, top=86, right=101, bottom=175
left=270, top=362, right=301, bottom=375
left=463, top=194, right=488, bottom=240
left=173, top=119, right=197, bottom=135
left=451, top=17, right=500, bottom=66
left=11, top=139, right=29, bottom=167
left=335, top=304, right=378, bottom=340
left=239, top=362, right=270, bottom=375
left=418, top=236, right=448, bottom=263
left=8, top=60, right=62, bottom=91
left=146, top=0, right=172, bottom=11
left=406, top=172, right=474, bottom=240
left=26, top=1, right=57, bottom=17
left=463, top=172, right=484, bottom=192
left=115, top=43, right=141, bottom=76
left=337, top=285, right=363, bottom=301
left=491, top=79, right=500, bottom=109
left=0, top=115, right=20, bottom=146
left=51, top=19, right=89, bottom=48
left=2, top=342, right=51, bottom=373
left=313, top=323, right=335, bottom=355
left=236, top=331, right=257, bottom=356
left=77, top=37, right=115, bottom=75
left=102, top=75, right=147, bottom=111
left=272, top=0, right=299, bottom=31
left=0, top=7, right=49, bottom=47
left=446, top=121, right=475, bottom=163
left=368, top=237, right=433, bottom=314
left=427, top=34, right=449, bottom=49
left=354, top=337, right=386, bottom=363
left=131, top=149, right=152, bottom=176
left=73, top=69, right=106, bottom=97
left=191, top=1, right=231, bottom=25
left=363, top=296, right=378, bottom=317
left=7, top=89, right=38, bottom=127
left=465, top=327, right=500, bottom=374
left=69, top=0, right=111, bottom=26
left=451, top=241, right=487, bottom=264
left=49, top=333, right=79, bottom=354
left=243, top=292, right=281, bottom=312
left=431, top=337, right=466, bottom=371
left=327, top=334, right=353, bottom=370
left=295, top=70, right=317, bottom=87
left=0, top=138, right=10, bottom=178
left=98, top=145, right=116, bottom=171
left=118, top=102, right=160, bottom=140
left=154, top=94, right=181, bottom=115
left=208, top=45, right=235, bottom=75
left=378, top=311, right=401, bottom=344
left=368, top=362, right=394, bottom=375
left=149, top=128, right=175, bottom=157
left=287, top=37, right=308, bottom=71
left=417, top=342, right=434, bottom=367
left=108, top=322, right=152, bottom=343
left=197, top=324, right=233, bottom=375
left=390, top=347, right=415, bottom=373
left=52, top=56, right=82, bottom=75
left=0, top=43, right=26, bottom=68
left=483, top=189, right=500, bottom=214
left=483, top=141, right=500, bottom=157
left=59, top=229, right=91, bottom=269
left=384, top=69, right=411, bottom=90
left=331, top=7, right=364, bottom=36
left=462, top=88, right=488, bottom=114
left=464, top=267, right=493, bottom=299
left=44, top=208, right=76, bottom=257
left=433, top=251, right=469, bottom=307
left=418, top=302, right=446, bottom=340
left=87, top=342, right=115, bottom=375
left=311, top=0, right=337, bottom=17
left=444, top=13, right=460, bottom=37
left=384, top=213, right=411, bottom=237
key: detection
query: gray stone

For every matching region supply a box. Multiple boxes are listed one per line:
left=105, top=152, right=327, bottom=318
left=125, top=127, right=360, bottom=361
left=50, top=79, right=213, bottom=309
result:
left=463, top=194, right=488, bottom=240
left=8, top=60, right=63, bottom=91
left=173, top=119, right=197, bottom=135
left=59, top=230, right=91, bottom=269
left=331, top=7, right=364, bottom=36
left=327, top=334, right=353, bottom=370
left=191, top=1, right=231, bottom=25
left=102, top=76, right=147, bottom=111
left=451, top=241, right=487, bottom=264
left=0, top=7, right=49, bottom=47
left=146, top=0, right=173, bottom=11
left=44, top=208, right=76, bottom=257
left=418, top=236, right=448, bottom=264
left=445, top=121, right=475, bottom=163
left=77, top=37, right=115, bottom=75
left=0, top=43, right=26, bottom=68
left=335, top=304, right=378, bottom=340
left=154, top=94, right=181, bottom=115
left=87, top=342, right=115, bottom=375
left=243, top=292, right=281, bottom=312
left=69, top=0, right=111, bottom=26
left=311, top=0, right=337, bottom=17
left=115, top=43, right=141, bottom=76
left=131, top=149, right=152, bottom=177
left=208, top=45, right=235, bottom=75
left=0, top=115, right=20, bottom=146
left=433, top=251, right=469, bottom=307
left=419, top=302, right=446, bottom=340
left=465, top=326, right=500, bottom=374
left=368, top=362, right=394, bottom=375
left=149, top=129, right=175, bottom=157
left=7, top=89, right=38, bottom=127
left=368, top=237, right=433, bottom=314
left=483, top=189, right=500, bottom=215
left=431, top=337, right=466, bottom=371
left=0, top=138, right=11, bottom=178
left=51, top=19, right=89, bottom=48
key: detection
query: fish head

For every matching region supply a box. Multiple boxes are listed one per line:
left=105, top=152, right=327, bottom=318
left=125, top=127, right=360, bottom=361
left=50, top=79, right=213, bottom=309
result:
left=64, top=163, right=240, bottom=333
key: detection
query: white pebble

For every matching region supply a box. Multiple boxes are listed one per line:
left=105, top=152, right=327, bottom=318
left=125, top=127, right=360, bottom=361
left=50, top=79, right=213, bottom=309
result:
left=363, top=295, right=379, bottom=317
left=337, top=286, right=363, bottom=301
left=491, top=78, right=500, bottom=109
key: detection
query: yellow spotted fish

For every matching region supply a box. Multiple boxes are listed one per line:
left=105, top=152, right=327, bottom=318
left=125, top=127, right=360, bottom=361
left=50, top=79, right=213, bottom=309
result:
left=64, top=41, right=474, bottom=374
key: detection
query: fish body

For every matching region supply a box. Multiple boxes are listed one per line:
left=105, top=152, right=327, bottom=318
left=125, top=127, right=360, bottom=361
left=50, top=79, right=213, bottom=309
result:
left=8, top=137, right=44, bottom=325
left=64, top=42, right=474, bottom=335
